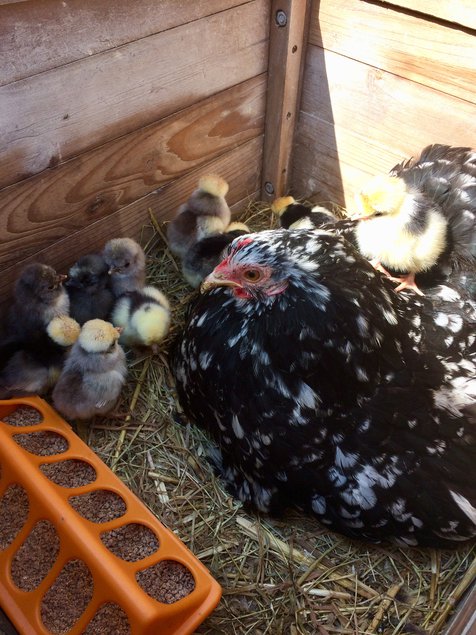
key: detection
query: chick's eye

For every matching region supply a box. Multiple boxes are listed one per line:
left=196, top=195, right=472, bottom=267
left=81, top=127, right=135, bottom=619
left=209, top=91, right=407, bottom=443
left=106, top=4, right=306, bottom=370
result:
left=124, top=262, right=130, bottom=268
left=243, top=269, right=262, bottom=283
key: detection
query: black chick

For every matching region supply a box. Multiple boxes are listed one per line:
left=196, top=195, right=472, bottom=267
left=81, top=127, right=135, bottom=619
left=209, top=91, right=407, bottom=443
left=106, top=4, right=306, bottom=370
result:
left=103, top=238, right=146, bottom=297
left=171, top=228, right=476, bottom=548
left=5, top=263, right=69, bottom=340
left=271, top=196, right=338, bottom=229
left=66, top=253, right=114, bottom=325
left=0, top=315, right=80, bottom=399
left=182, top=222, right=250, bottom=288
left=166, top=174, right=231, bottom=259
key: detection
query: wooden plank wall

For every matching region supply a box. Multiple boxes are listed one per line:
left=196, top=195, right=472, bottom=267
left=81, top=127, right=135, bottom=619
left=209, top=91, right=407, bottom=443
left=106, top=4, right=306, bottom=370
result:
left=0, top=0, right=270, bottom=306
left=291, top=0, right=476, bottom=210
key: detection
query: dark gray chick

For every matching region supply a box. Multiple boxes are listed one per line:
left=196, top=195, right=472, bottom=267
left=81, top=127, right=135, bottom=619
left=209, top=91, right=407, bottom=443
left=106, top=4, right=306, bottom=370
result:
left=52, top=319, right=127, bottom=420
left=66, top=253, right=114, bottom=325
left=167, top=174, right=231, bottom=259
left=0, top=315, right=80, bottom=399
left=5, top=263, right=69, bottom=339
left=103, top=238, right=146, bottom=297
left=182, top=222, right=250, bottom=288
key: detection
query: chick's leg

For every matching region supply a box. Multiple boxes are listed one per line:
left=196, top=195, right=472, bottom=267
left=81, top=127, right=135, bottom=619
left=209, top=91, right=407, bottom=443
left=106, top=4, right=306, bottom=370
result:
left=369, top=259, right=424, bottom=295
left=393, top=272, right=425, bottom=296
left=369, top=258, right=400, bottom=280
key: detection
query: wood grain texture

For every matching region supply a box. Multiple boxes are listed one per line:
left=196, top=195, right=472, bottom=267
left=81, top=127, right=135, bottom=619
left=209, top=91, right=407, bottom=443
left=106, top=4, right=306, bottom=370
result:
left=292, top=111, right=403, bottom=209
left=301, top=46, right=476, bottom=158
left=261, top=0, right=311, bottom=200
left=291, top=44, right=476, bottom=209
left=0, top=0, right=269, bottom=190
left=374, top=0, right=476, bottom=30
left=0, top=136, right=263, bottom=306
left=310, top=0, right=476, bottom=103
left=444, top=581, right=476, bottom=634
left=0, top=0, right=246, bottom=86
left=0, top=75, right=266, bottom=271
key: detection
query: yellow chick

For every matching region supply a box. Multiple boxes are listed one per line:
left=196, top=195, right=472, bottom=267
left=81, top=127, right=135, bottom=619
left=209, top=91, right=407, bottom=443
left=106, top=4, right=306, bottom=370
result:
left=46, top=315, right=81, bottom=347
left=111, top=286, right=171, bottom=352
left=353, top=174, right=447, bottom=295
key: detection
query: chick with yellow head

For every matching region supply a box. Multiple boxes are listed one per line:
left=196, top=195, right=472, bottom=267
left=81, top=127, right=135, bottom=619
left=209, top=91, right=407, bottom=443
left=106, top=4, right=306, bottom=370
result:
left=353, top=174, right=447, bottom=295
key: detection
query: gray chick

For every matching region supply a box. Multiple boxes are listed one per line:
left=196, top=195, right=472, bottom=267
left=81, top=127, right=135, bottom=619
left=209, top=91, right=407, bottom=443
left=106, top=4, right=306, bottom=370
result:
left=166, top=174, right=231, bottom=259
left=6, top=263, right=69, bottom=339
left=103, top=238, right=146, bottom=297
left=52, top=319, right=127, bottom=420
left=66, top=253, right=114, bottom=325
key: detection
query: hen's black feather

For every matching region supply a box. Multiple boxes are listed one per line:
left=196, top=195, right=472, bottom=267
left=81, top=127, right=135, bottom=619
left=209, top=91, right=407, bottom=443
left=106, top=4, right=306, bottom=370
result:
left=171, top=229, right=476, bottom=547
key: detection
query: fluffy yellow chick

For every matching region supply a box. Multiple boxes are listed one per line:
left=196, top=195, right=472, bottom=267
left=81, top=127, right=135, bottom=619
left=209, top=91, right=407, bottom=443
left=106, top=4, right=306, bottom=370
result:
left=353, top=174, right=447, bottom=295
left=111, top=286, right=171, bottom=352
left=46, top=315, right=81, bottom=347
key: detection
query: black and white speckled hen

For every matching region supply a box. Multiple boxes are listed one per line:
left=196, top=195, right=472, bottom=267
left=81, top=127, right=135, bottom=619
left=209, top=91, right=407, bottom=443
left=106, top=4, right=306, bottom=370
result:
left=170, top=228, right=476, bottom=547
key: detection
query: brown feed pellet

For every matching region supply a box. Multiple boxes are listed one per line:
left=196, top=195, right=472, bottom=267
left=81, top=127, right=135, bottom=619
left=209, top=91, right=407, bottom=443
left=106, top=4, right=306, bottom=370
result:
left=136, top=560, right=195, bottom=604
left=0, top=484, right=29, bottom=550
left=10, top=520, right=60, bottom=591
left=82, top=602, right=131, bottom=635
left=69, top=490, right=127, bottom=523
left=2, top=406, right=43, bottom=427
left=13, top=431, right=69, bottom=456
left=41, top=559, right=94, bottom=635
left=100, top=523, right=159, bottom=562
left=40, top=459, right=97, bottom=488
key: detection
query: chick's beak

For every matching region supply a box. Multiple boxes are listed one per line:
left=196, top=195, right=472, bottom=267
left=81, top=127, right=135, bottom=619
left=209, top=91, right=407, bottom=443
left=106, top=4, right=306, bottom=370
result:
left=115, top=326, right=123, bottom=335
left=56, top=274, right=68, bottom=285
left=200, top=270, right=241, bottom=294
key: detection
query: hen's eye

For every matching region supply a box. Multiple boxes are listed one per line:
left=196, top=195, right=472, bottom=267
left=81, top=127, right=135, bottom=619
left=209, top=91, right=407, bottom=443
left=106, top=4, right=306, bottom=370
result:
left=243, top=269, right=262, bottom=283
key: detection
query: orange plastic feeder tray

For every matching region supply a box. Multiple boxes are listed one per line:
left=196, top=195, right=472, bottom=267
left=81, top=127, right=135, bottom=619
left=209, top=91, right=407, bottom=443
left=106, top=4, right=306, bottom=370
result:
left=0, top=396, right=222, bottom=635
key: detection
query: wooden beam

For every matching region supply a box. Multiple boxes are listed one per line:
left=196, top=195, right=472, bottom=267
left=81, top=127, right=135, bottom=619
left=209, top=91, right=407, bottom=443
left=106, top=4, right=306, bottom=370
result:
left=261, top=0, right=311, bottom=201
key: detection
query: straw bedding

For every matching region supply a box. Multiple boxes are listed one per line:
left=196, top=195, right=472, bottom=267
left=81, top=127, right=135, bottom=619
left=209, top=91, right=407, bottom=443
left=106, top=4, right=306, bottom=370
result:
left=74, top=201, right=474, bottom=634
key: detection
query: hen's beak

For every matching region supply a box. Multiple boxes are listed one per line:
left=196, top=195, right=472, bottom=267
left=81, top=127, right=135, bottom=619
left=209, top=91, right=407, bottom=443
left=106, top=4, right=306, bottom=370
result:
left=201, top=271, right=241, bottom=294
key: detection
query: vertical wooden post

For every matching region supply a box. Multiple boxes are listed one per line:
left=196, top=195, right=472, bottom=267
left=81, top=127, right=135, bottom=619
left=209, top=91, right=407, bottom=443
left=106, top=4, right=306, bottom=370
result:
left=261, top=0, right=311, bottom=201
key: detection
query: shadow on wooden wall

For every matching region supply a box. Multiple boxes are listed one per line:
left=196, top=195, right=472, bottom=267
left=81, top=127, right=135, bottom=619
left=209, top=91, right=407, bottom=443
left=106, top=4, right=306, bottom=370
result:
left=290, top=0, right=345, bottom=209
